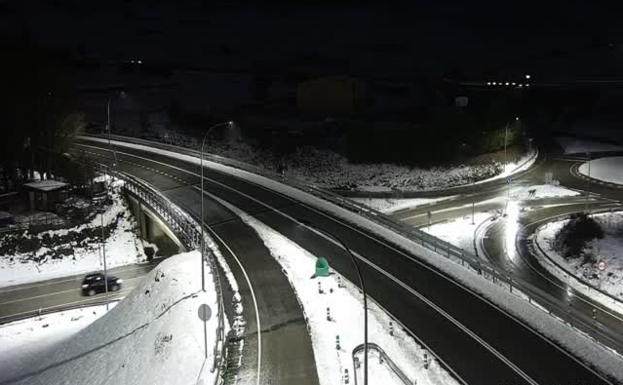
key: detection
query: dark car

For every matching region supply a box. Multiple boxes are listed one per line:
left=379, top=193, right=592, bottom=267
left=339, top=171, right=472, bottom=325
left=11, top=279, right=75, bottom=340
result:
left=81, top=273, right=122, bottom=296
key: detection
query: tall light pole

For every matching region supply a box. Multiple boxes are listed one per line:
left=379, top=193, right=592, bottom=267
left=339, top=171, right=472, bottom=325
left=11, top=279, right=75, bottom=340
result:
left=200, top=121, right=234, bottom=291
left=300, top=220, right=368, bottom=385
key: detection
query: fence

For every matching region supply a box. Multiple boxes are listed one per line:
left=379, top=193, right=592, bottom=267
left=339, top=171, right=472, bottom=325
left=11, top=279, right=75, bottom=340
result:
left=86, top=133, right=623, bottom=355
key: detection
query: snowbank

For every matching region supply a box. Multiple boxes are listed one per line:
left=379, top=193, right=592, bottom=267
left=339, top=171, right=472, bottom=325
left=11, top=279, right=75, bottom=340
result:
left=211, top=194, right=459, bottom=385
left=0, top=304, right=114, bottom=376
left=0, top=187, right=149, bottom=288
left=0, top=251, right=219, bottom=385
left=579, top=157, right=623, bottom=186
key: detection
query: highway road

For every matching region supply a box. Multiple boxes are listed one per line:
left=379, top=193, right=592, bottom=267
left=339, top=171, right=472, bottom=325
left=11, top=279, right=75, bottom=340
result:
left=63, top=136, right=618, bottom=385
left=0, top=263, right=154, bottom=324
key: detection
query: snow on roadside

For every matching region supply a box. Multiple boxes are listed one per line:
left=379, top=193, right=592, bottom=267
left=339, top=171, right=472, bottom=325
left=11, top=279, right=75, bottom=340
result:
left=579, top=157, right=623, bottom=186
left=1, top=251, right=219, bottom=385
left=352, top=197, right=455, bottom=213
left=535, top=211, right=623, bottom=307
left=423, top=213, right=494, bottom=253
left=0, top=304, right=115, bottom=376
left=211, top=194, right=459, bottom=385
left=508, top=184, right=580, bottom=200
left=86, top=137, right=623, bottom=381
left=0, top=186, right=148, bottom=288
left=557, top=136, right=623, bottom=155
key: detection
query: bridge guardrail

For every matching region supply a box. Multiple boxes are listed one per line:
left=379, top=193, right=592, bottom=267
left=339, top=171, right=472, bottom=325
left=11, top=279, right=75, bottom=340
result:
left=94, top=162, right=227, bottom=385
left=86, top=133, right=622, bottom=355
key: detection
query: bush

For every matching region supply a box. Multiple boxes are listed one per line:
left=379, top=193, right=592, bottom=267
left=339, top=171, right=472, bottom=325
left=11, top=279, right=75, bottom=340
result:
left=553, top=213, right=604, bottom=264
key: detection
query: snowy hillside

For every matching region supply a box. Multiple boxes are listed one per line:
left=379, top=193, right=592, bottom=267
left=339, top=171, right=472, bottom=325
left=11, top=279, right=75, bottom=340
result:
left=0, top=251, right=219, bottom=385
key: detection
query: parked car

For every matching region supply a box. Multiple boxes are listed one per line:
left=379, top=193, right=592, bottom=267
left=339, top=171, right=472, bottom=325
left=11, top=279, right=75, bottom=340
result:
left=81, top=273, right=122, bottom=296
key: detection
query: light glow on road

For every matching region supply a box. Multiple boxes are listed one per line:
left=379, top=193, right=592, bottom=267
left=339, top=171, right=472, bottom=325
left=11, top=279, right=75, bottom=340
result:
left=505, top=200, right=521, bottom=261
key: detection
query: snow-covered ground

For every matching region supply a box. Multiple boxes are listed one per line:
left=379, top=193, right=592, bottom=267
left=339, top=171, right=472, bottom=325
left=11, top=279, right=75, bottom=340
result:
left=535, top=211, right=623, bottom=302
left=212, top=194, right=459, bottom=385
left=86, top=137, right=623, bottom=381
left=423, top=212, right=494, bottom=254
left=0, top=183, right=149, bottom=288
left=508, top=184, right=580, bottom=200
left=579, top=157, right=623, bottom=185
left=0, top=304, right=115, bottom=375
left=557, top=136, right=623, bottom=154
left=0, top=251, right=219, bottom=385
left=352, top=197, right=455, bottom=213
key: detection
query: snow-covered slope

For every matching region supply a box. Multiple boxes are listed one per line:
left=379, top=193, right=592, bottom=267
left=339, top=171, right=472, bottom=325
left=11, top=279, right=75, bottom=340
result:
left=1, top=251, right=219, bottom=385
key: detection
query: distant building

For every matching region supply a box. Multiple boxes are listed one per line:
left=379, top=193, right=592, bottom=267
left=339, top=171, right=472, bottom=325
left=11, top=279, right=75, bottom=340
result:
left=24, top=180, right=69, bottom=212
left=297, top=76, right=367, bottom=115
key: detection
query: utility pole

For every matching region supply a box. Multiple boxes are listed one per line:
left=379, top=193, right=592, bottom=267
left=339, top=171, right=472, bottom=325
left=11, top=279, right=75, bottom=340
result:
left=101, top=207, right=109, bottom=310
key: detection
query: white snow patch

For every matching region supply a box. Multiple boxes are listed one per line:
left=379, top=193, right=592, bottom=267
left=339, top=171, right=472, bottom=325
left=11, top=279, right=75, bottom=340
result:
left=579, top=157, right=623, bottom=186
left=0, top=304, right=115, bottom=374
left=423, top=212, right=494, bottom=254
left=0, top=251, right=220, bottom=385
left=508, top=184, right=580, bottom=200
left=352, top=197, right=455, bottom=213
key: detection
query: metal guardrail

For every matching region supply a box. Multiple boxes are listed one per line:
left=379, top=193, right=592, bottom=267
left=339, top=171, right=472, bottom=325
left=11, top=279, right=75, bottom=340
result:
left=352, top=342, right=413, bottom=385
left=85, top=133, right=623, bottom=353
left=94, top=163, right=227, bottom=385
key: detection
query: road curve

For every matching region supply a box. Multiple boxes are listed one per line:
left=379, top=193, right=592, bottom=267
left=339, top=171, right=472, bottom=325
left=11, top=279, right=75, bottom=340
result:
left=74, top=136, right=616, bottom=385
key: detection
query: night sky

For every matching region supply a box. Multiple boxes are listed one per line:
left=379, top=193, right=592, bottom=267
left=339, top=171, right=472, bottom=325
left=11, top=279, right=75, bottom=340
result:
left=2, top=0, right=623, bottom=79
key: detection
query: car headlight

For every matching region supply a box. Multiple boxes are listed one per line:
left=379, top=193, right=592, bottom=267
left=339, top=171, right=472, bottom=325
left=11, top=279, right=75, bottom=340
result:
left=81, top=284, right=89, bottom=289
left=116, top=279, right=123, bottom=284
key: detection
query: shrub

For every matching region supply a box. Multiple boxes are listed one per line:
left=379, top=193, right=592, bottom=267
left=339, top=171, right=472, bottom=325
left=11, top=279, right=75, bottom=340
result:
left=553, top=213, right=604, bottom=263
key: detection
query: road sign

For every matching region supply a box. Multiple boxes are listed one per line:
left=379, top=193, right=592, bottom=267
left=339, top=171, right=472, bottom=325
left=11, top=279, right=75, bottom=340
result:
left=198, top=304, right=212, bottom=321
left=598, top=260, right=606, bottom=271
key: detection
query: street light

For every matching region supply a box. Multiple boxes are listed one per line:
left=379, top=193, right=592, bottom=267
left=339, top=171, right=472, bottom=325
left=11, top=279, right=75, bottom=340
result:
left=200, top=121, right=234, bottom=291
left=299, top=219, right=369, bottom=385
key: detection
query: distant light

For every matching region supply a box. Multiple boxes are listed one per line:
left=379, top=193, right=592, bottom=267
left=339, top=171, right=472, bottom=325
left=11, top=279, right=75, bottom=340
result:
left=511, top=82, right=516, bottom=86
left=137, top=60, right=143, bottom=64
left=492, top=82, right=497, bottom=85
left=505, top=82, right=510, bottom=86
left=515, top=116, right=519, bottom=121
left=486, top=82, right=491, bottom=86
left=130, top=59, right=135, bottom=64
left=228, top=121, right=234, bottom=126
left=518, top=84, right=524, bottom=88
left=525, top=74, right=531, bottom=79
left=525, top=83, right=530, bottom=87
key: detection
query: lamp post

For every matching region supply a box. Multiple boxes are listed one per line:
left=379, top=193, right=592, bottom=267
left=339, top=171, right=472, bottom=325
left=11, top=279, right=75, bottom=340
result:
left=300, top=220, right=368, bottom=385
left=200, top=121, right=233, bottom=291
